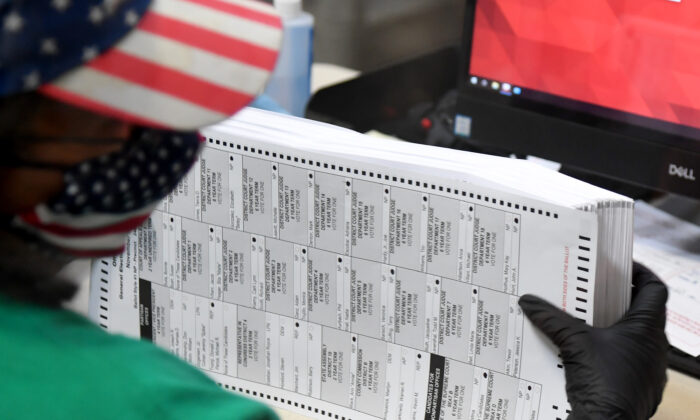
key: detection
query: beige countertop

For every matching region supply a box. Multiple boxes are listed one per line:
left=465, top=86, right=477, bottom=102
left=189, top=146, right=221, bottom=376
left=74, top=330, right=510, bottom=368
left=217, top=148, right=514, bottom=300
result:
left=652, top=370, right=700, bottom=420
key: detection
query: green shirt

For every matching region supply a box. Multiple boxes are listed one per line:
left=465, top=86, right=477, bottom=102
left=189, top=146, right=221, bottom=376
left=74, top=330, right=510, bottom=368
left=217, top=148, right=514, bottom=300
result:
left=0, top=296, right=277, bottom=420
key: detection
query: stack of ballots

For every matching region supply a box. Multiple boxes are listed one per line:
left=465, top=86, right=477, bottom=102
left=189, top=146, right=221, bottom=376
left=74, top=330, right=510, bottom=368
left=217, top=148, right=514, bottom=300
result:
left=90, top=108, right=634, bottom=420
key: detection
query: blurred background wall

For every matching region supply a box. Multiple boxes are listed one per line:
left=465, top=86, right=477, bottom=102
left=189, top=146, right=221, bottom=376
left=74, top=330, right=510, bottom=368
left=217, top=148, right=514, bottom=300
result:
left=303, top=0, right=464, bottom=71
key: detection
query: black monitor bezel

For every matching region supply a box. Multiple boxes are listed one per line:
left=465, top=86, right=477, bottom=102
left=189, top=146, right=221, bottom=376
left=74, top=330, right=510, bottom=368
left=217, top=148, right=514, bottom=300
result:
left=458, top=0, right=700, bottom=154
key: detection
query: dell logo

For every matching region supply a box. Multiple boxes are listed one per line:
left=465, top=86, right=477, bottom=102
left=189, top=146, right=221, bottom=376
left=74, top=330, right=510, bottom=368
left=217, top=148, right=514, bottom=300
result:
left=669, top=164, right=696, bottom=181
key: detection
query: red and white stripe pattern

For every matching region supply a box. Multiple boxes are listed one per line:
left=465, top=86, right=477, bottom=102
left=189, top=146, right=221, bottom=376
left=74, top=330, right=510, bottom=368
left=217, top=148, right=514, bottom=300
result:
left=40, top=0, right=282, bottom=130
left=16, top=204, right=159, bottom=256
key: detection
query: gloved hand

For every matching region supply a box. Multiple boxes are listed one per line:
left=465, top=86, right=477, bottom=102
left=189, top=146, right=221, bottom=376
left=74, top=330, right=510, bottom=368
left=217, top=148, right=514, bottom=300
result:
left=519, top=263, right=669, bottom=420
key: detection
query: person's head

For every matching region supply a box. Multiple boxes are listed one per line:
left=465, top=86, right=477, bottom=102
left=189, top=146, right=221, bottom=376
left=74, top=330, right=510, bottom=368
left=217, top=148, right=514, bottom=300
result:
left=0, top=0, right=282, bottom=303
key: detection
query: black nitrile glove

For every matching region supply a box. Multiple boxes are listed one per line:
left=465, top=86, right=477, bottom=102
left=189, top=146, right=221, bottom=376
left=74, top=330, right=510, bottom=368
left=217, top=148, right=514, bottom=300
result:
left=518, top=263, right=669, bottom=420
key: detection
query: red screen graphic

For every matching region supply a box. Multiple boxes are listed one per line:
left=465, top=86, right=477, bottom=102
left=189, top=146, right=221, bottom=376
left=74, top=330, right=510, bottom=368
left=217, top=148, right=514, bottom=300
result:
left=470, top=0, right=700, bottom=130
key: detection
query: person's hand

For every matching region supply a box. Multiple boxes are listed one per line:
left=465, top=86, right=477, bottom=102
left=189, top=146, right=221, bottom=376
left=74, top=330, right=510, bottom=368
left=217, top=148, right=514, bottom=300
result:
left=518, top=263, right=669, bottom=420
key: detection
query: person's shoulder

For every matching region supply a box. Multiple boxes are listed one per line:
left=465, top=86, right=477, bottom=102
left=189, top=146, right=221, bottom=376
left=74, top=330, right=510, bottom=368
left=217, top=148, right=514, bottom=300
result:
left=0, top=298, right=276, bottom=420
left=102, top=339, right=277, bottom=420
left=91, top=334, right=278, bottom=420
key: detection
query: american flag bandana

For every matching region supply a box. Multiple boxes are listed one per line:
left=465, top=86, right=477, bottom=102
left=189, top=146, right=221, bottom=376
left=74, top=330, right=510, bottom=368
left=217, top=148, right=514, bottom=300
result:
left=15, top=128, right=202, bottom=256
left=1, top=0, right=282, bottom=255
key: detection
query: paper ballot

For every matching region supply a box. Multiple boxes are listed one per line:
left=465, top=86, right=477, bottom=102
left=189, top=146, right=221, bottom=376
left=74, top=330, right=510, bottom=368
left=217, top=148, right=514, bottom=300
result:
left=633, top=201, right=700, bottom=357
left=89, top=109, right=634, bottom=420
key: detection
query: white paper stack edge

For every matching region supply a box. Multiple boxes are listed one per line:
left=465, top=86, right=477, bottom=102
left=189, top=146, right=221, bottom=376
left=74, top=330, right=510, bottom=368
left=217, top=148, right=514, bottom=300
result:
left=219, top=108, right=634, bottom=327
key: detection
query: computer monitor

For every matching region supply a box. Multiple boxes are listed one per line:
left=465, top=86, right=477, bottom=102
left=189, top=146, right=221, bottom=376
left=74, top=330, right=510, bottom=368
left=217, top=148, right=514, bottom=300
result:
left=456, top=0, right=700, bottom=198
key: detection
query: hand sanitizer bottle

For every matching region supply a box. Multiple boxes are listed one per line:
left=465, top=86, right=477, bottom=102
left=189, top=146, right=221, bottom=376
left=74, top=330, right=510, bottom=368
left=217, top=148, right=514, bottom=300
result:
left=264, top=0, right=314, bottom=117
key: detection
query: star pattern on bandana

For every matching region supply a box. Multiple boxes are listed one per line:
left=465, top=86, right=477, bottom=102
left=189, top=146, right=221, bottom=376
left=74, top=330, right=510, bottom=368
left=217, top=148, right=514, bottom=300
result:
left=103, top=0, right=124, bottom=14
left=40, top=38, right=59, bottom=55
left=124, top=9, right=139, bottom=26
left=88, top=6, right=105, bottom=24
left=0, top=0, right=152, bottom=97
left=82, top=45, right=100, bottom=61
left=3, top=11, right=23, bottom=32
left=49, top=129, right=201, bottom=215
left=22, top=70, right=40, bottom=90
left=51, top=0, right=72, bottom=12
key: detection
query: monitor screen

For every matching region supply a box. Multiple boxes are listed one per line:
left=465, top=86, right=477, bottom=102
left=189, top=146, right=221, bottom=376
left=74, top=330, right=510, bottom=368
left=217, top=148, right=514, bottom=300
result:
left=467, top=0, right=700, bottom=143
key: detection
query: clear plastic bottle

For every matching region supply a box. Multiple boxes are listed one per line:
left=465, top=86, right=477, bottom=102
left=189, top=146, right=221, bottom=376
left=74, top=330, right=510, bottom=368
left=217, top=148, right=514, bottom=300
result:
left=264, top=0, right=314, bottom=117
